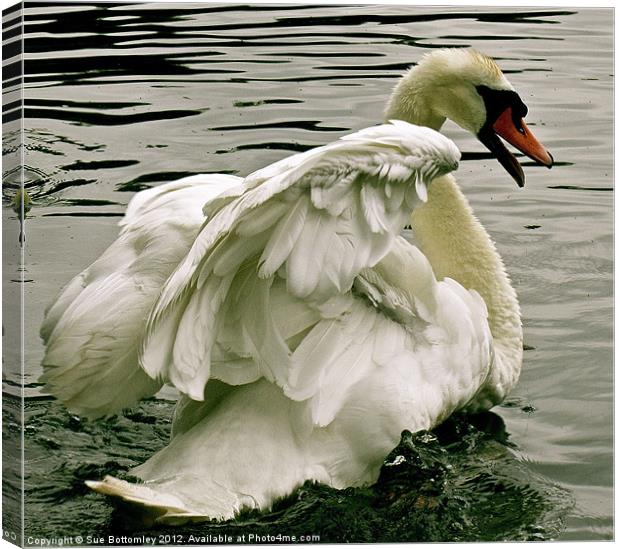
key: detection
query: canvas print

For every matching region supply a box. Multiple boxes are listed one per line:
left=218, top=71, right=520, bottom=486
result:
left=2, top=1, right=613, bottom=545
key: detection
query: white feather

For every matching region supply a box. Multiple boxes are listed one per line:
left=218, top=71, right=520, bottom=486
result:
left=40, top=175, right=241, bottom=417
left=258, top=195, right=310, bottom=278
left=360, top=184, right=389, bottom=233
left=416, top=174, right=429, bottom=202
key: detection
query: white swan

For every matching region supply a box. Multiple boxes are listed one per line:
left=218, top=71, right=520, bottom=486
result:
left=40, top=49, right=552, bottom=525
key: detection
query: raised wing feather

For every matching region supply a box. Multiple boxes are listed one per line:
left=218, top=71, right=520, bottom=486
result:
left=141, top=121, right=460, bottom=405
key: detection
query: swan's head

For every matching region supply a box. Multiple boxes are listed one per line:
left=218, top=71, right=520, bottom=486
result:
left=384, top=48, right=553, bottom=187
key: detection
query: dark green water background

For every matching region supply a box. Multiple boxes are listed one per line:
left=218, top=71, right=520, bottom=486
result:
left=2, top=2, right=613, bottom=544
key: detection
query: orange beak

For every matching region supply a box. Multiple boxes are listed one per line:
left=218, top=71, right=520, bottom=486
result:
left=492, top=107, right=554, bottom=169
left=478, top=106, right=553, bottom=187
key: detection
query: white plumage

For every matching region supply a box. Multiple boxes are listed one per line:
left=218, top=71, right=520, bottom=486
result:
left=40, top=174, right=242, bottom=418
left=140, top=122, right=459, bottom=403
left=41, top=48, right=554, bottom=524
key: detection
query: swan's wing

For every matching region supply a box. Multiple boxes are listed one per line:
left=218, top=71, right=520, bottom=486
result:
left=141, top=121, right=461, bottom=404
left=40, top=174, right=242, bottom=418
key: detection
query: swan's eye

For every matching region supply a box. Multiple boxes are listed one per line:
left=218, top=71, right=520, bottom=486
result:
left=476, top=85, right=529, bottom=131
left=512, top=112, right=526, bottom=134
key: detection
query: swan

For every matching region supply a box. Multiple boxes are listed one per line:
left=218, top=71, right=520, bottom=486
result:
left=40, top=48, right=553, bottom=525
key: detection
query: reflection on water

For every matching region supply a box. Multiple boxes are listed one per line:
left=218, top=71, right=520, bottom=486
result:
left=2, top=2, right=613, bottom=542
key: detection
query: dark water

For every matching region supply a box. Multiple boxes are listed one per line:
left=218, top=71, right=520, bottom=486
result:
left=8, top=397, right=572, bottom=544
left=2, top=2, right=613, bottom=544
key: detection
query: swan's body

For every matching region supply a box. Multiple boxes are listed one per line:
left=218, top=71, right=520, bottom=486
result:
left=40, top=49, right=552, bottom=524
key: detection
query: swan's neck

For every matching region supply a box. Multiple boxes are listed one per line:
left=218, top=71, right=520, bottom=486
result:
left=410, top=175, right=523, bottom=405
left=384, top=62, right=521, bottom=404
left=384, top=70, right=446, bottom=131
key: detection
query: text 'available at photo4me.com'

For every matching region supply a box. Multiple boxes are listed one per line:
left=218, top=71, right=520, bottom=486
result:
left=20, top=533, right=323, bottom=546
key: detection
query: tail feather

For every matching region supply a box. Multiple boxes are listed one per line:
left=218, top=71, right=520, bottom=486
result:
left=85, top=476, right=207, bottom=526
left=85, top=475, right=240, bottom=525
